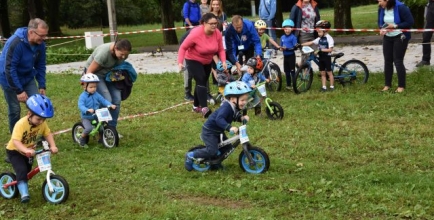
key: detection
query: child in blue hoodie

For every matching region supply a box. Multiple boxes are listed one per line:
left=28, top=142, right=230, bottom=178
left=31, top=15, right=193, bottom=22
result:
left=77, top=73, right=116, bottom=148
left=280, top=19, right=299, bottom=90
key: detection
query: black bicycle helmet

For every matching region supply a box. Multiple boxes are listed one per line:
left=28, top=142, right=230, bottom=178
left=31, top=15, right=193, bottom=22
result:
left=245, top=57, right=263, bottom=71
left=315, top=20, right=331, bottom=29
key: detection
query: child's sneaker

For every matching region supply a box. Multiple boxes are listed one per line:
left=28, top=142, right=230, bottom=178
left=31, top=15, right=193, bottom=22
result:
left=78, top=137, right=88, bottom=148
left=192, top=106, right=202, bottom=113
left=21, top=196, right=30, bottom=203
left=184, top=152, right=194, bottom=171
left=320, top=87, right=327, bottom=92
left=202, top=107, right=212, bottom=118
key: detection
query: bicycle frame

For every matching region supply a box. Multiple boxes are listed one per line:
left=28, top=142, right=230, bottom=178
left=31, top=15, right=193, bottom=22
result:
left=251, top=82, right=275, bottom=113
left=216, top=133, right=257, bottom=167
left=2, top=149, right=56, bottom=193
left=302, top=52, right=356, bottom=79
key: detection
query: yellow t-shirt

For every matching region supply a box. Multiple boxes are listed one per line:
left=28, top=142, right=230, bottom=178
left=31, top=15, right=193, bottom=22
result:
left=6, top=116, right=51, bottom=152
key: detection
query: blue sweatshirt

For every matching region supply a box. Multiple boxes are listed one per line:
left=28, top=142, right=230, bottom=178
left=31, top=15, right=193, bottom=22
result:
left=78, top=91, right=113, bottom=120
left=203, top=101, right=242, bottom=133
left=225, top=19, right=263, bottom=64
left=280, top=33, right=298, bottom=56
left=0, top=27, right=47, bottom=94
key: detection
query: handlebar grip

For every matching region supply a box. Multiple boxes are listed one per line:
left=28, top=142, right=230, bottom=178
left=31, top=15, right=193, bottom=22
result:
left=242, top=119, right=248, bottom=125
left=229, top=130, right=235, bottom=135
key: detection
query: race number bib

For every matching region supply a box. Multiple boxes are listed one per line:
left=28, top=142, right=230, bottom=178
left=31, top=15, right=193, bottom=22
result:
left=36, top=152, right=51, bottom=172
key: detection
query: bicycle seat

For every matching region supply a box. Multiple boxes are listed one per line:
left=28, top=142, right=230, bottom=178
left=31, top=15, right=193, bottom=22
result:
left=330, top=53, right=344, bottom=58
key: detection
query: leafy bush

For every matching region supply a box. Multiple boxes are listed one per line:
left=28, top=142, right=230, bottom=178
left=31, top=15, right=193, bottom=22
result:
left=46, top=46, right=93, bottom=65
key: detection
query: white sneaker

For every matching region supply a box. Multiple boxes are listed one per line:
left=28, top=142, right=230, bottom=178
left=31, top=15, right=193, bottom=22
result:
left=118, top=133, right=123, bottom=138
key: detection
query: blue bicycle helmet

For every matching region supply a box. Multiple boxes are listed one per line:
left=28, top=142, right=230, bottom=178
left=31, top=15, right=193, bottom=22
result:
left=224, top=81, right=251, bottom=97
left=216, top=60, right=233, bottom=71
left=26, top=94, right=54, bottom=118
left=282, top=19, right=294, bottom=28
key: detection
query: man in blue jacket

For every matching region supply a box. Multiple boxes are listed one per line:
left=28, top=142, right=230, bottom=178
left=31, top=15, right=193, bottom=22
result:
left=225, top=15, right=262, bottom=73
left=183, top=0, right=201, bottom=29
left=0, top=18, right=49, bottom=133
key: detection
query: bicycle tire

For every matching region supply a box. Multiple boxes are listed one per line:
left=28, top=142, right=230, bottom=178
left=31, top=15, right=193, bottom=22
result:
left=0, top=172, right=19, bottom=199
left=72, top=122, right=89, bottom=144
left=293, top=64, right=314, bottom=94
left=187, top=145, right=211, bottom=172
left=102, top=125, right=119, bottom=148
left=338, top=59, right=369, bottom=84
left=267, top=62, right=282, bottom=92
left=42, top=174, right=69, bottom=204
left=265, top=101, right=284, bottom=120
left=238, top=146, right=270, bottom=174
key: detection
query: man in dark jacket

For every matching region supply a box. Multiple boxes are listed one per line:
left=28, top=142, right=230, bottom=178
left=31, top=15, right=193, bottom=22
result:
left=0, top=18, right=48, bottom=133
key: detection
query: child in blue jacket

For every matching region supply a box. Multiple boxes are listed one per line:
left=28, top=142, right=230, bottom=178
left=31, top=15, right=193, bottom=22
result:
left=184, top=81, right=251, bottom=171
left=280, top=19, right=299, bottom=89
left=241, top=57, right=269, bottom=115
left=77, top=73, right=116, bottom=148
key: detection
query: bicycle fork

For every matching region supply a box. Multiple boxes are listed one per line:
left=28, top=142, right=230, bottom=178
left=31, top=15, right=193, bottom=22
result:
left=242, top=142, right=256, bottom=166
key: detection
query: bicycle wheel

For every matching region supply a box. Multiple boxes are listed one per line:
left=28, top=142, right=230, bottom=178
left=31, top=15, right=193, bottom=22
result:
left=72, top=122, right=89, bottom=144
left=238, top=146, right=270, bottom=174
left=267, top=63, right=282, bottom=92
left=338, top=59, right=369, bottom=84
left=102, top=125, right=119, bottom=148
left=187, top=145, right=211, bottom=172
left=265, top=101, right=284, bottom=120
left=42, top=174, right=69, bottom=204
left=293, top=64, right=313, bottom=94
left=0, top=172, right=19, bottom=199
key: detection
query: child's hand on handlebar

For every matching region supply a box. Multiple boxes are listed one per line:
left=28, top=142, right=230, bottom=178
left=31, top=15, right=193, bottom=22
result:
left=87, top=109, right=95, bottom=114
left=242, top=116, right=249, bottom=124
left=109, top=105, right=117, bottom=110
left=50, top=146, right=59, bottom=154
left=229, top=127, right=238, bottom=135
left=25, top=149, right=35, bottom=157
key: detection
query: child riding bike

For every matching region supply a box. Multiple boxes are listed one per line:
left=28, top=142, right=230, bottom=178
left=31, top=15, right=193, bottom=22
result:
left=5, top=94, right=58, bottom=203
left=241, top=57, right=270, bottom=115
left=184, top=81, right=251, bottom=171
left=78, top=73, right=116, bottom=148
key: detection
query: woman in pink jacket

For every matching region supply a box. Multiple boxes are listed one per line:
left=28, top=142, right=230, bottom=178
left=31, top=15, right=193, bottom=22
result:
left=178, top=13, right=227, bottom=118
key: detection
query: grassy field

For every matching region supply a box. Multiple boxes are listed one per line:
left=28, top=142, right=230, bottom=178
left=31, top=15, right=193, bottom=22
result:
left=0, top=64, right=433, bottom=219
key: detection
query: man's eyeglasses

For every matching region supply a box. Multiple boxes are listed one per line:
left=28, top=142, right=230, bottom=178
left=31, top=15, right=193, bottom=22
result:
left=33, top=31, right=48, bottom=39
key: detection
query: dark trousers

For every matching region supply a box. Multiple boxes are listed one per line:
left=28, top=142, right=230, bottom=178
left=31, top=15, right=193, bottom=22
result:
left=283, top=54, right=296, bottom=86
left=185, top=59, right=211, bottom=108
left=422, top=2, right=434, bottom=62
left=236, top=47, right=255, bottom=65
left=7, top=150, right=32, bottom=182
left=383, top=34, right=408, bottom=88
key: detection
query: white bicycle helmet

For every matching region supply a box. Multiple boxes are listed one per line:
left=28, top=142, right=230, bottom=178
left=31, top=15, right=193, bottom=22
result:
left=80, top=73, right=100, bottom=83
left=254, top=20, right=267, bottom=29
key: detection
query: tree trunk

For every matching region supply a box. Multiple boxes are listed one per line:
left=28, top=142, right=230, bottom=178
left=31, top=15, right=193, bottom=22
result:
left=0, top=0, right=11, bottom=37
left=334, top=0, right=353, bottom=35
left=160, top=0, right=178, bottom=45
left=46, top=0, right=62, bottom=35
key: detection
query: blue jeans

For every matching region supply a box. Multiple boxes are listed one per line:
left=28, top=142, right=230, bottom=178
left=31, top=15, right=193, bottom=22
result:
left=96, top=76, right=121, bottom=127
left=265, top=20, right=277, bottom=49
left=1, top=80, right=38, bottom=133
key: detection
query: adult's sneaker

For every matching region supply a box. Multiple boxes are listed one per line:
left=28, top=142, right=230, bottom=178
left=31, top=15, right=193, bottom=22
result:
left=416, top=60, right=430, bottom=67
left=184, top=152, right=194, bottom=171
left=202, top=107, right=212, bottom=118
left=21, top=196, right=30, bottom=203
left=192, top=106, right=202, bottom=113
left=184, top=93, right=194, bottom=101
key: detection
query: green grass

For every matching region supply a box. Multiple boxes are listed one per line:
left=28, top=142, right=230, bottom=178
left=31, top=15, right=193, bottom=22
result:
left=0, top=66, right=433, bottom=219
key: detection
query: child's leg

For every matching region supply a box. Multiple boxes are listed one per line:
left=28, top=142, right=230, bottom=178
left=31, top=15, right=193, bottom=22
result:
left=320, top=71, right=327, bottom=89
left=195, top=130, right=220, bottom=158
left=327, top=71, right=334, bottom=88
left=7, top=150, right=32, bottom=201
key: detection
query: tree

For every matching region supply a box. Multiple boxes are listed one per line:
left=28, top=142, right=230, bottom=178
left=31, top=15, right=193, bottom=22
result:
left=159, top=0, right=178, bottom=45
left=0, top=0, right=11, bottom=37
left=334, top=0, right=353, bottom=35
left=46, top=0, right=62, bottom=35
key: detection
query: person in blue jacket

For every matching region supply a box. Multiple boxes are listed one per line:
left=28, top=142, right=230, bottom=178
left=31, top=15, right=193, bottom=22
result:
left=183, top=0, right=201, bottom=29
left=0, top=18, right=49, bottom=134
left=77, top=73, right=116, bottom=148
left=225, top=15, right=262, bottom=73
left=378, top=0, right=414, bottom=93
